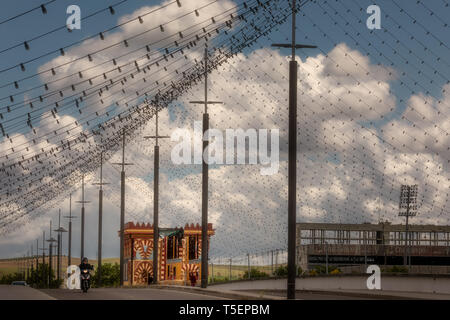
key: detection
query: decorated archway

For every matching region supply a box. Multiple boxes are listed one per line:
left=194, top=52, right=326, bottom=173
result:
left=133, top=261, right=153, bottom=285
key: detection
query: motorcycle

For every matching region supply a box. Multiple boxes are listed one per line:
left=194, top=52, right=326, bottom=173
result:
left=80, top=267, right=93, bottom=293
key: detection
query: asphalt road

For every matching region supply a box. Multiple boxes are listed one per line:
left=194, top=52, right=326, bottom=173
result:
left=0, top=285, right=55, bottom=300
left=39, top=287, right=225, bottom=300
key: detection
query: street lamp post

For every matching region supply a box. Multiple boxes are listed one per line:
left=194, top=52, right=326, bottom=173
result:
left=271, top=0, right=317, bottom=299
left=112, top=129, right=133, bottom=286
left=189, top=48, right=223, bottom=288
left=46, top=221, right=57, bottom=287
left=64, top=194, right=77, bottom=267
left=76, top=175, right=90, bottom=261
left=143, top=106, right=169, bottom=284
left=54, top=210, right=68, bottom=282
left=92, top=151, right=109, bottom=287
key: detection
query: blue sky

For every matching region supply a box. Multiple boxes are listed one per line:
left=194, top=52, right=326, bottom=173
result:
left=0, top=0, right=449, bottom=260
left=1, top=0, right=448, bottom=138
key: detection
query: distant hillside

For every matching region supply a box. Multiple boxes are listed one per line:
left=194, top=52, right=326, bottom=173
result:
left=0, top=256, right=119, bottom=276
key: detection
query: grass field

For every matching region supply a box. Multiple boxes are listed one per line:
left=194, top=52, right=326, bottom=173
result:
left=1, top=256, right=284, bottom=281
left=0, top=256, right=120, bottom=277
left=208, top=264, right=285, bottom=281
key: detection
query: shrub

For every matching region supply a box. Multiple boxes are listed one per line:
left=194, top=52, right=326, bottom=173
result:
left=0, top=272, right=23, bottom=284
left=312, top=265, right=341, bottom=275
left=91, top=263, right=120, bottom=287
left=330, top=268, right=341, bottom=275
left=387, top=265, right=409, bottom=273
left=274, top=265, right=288, bottom=277
left=243, top=268, right=269, bottom=279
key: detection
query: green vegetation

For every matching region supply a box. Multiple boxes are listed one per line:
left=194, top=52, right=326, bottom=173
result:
left=91, top=263, right=120, bottom=287
left=0, top=272, right=23, bottom=284
left=243, top=267, right=269, bottom=279
left=0, top=263, right=62, bottom=288
left=274, top=265, right=288, bottom=276
left=386, top=265, right=409, bottom=273
left=310, top=265, right=342, bottom=275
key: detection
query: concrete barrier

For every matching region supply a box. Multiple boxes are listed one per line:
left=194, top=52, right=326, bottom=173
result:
left=209, top=275, right=450, bottom=295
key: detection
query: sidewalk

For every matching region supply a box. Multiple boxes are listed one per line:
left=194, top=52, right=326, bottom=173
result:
left=154, top=284, right=450, bottom=300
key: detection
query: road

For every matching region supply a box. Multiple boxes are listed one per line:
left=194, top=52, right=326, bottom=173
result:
left=39, top=287, right=225, bottom=300
left=0, top=285, right=55, bottom=300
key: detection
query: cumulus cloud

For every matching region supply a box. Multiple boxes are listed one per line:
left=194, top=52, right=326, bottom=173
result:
left=1, top=2, right=448, bottom=260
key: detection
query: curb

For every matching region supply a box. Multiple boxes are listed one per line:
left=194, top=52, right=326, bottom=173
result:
left=250, top=289, right=422, bottom=300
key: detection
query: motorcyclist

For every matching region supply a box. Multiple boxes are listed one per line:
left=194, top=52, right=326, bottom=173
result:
left=79, top=257, right=94, bottom=289
left=79, top=257, right=94, bottom=271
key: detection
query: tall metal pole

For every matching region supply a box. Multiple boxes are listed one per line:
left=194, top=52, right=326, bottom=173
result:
left=271, top=250, right=274, bottom=275
left=93, top=151, right=109, bottom=287
left=144, top=107, right=169, bottom=284
left=36, top=239, right=39, bottom=273
left=69, top=194, right=72, bottom=266
left=54, top=211, right=67, bottom=283
left=189, top=49, right=223, bottom=288
left=201, top=48, right=209, bottom=289
left=271, top=0, right=317, bottom=299
left=57, top=210, right=61, bottom=281
left=47, top=221, right=57, bottom=287
left=49, top=221, right=52, bottom=287
left=76, top=175, right=91, bottom=261
left=247, top=253, right=250, bottom=279
left=120, top=131, right=125, bottom=286
left=98, top=173, right=103, bottom=286
left=64, top=194, right=76, bottom=267
left=153, top=138, right=159, bottom=284
left=81, top=176, right=85, bottom=260
left=112, top=129, right=133, bottom=286
left=404, top=186, right=410, bottom=266
left=42, top=231, right=45, bottom=269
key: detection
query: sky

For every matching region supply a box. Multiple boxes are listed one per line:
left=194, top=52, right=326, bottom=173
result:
left=0, top=0, right=449, bottom=262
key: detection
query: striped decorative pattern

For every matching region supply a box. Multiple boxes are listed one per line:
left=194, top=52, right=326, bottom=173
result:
left=197, top=237, right=202, bottom=258
left=135, top=239, right=153, bottom=259
left=181, top=238, right=187, bottom=277
left=159, top=238, right=165, bottom=280
left=181, top=263, right=199, bottom=273
left=133, top=261, right=153, bottom=284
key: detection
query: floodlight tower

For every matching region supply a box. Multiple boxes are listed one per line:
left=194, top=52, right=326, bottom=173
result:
left=399, top=185, right=418, bottom=266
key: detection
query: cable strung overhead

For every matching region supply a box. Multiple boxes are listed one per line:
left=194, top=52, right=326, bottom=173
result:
left=0, top=0, right=448, bottom=260
left=0, top=0, right=301, bottom=234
